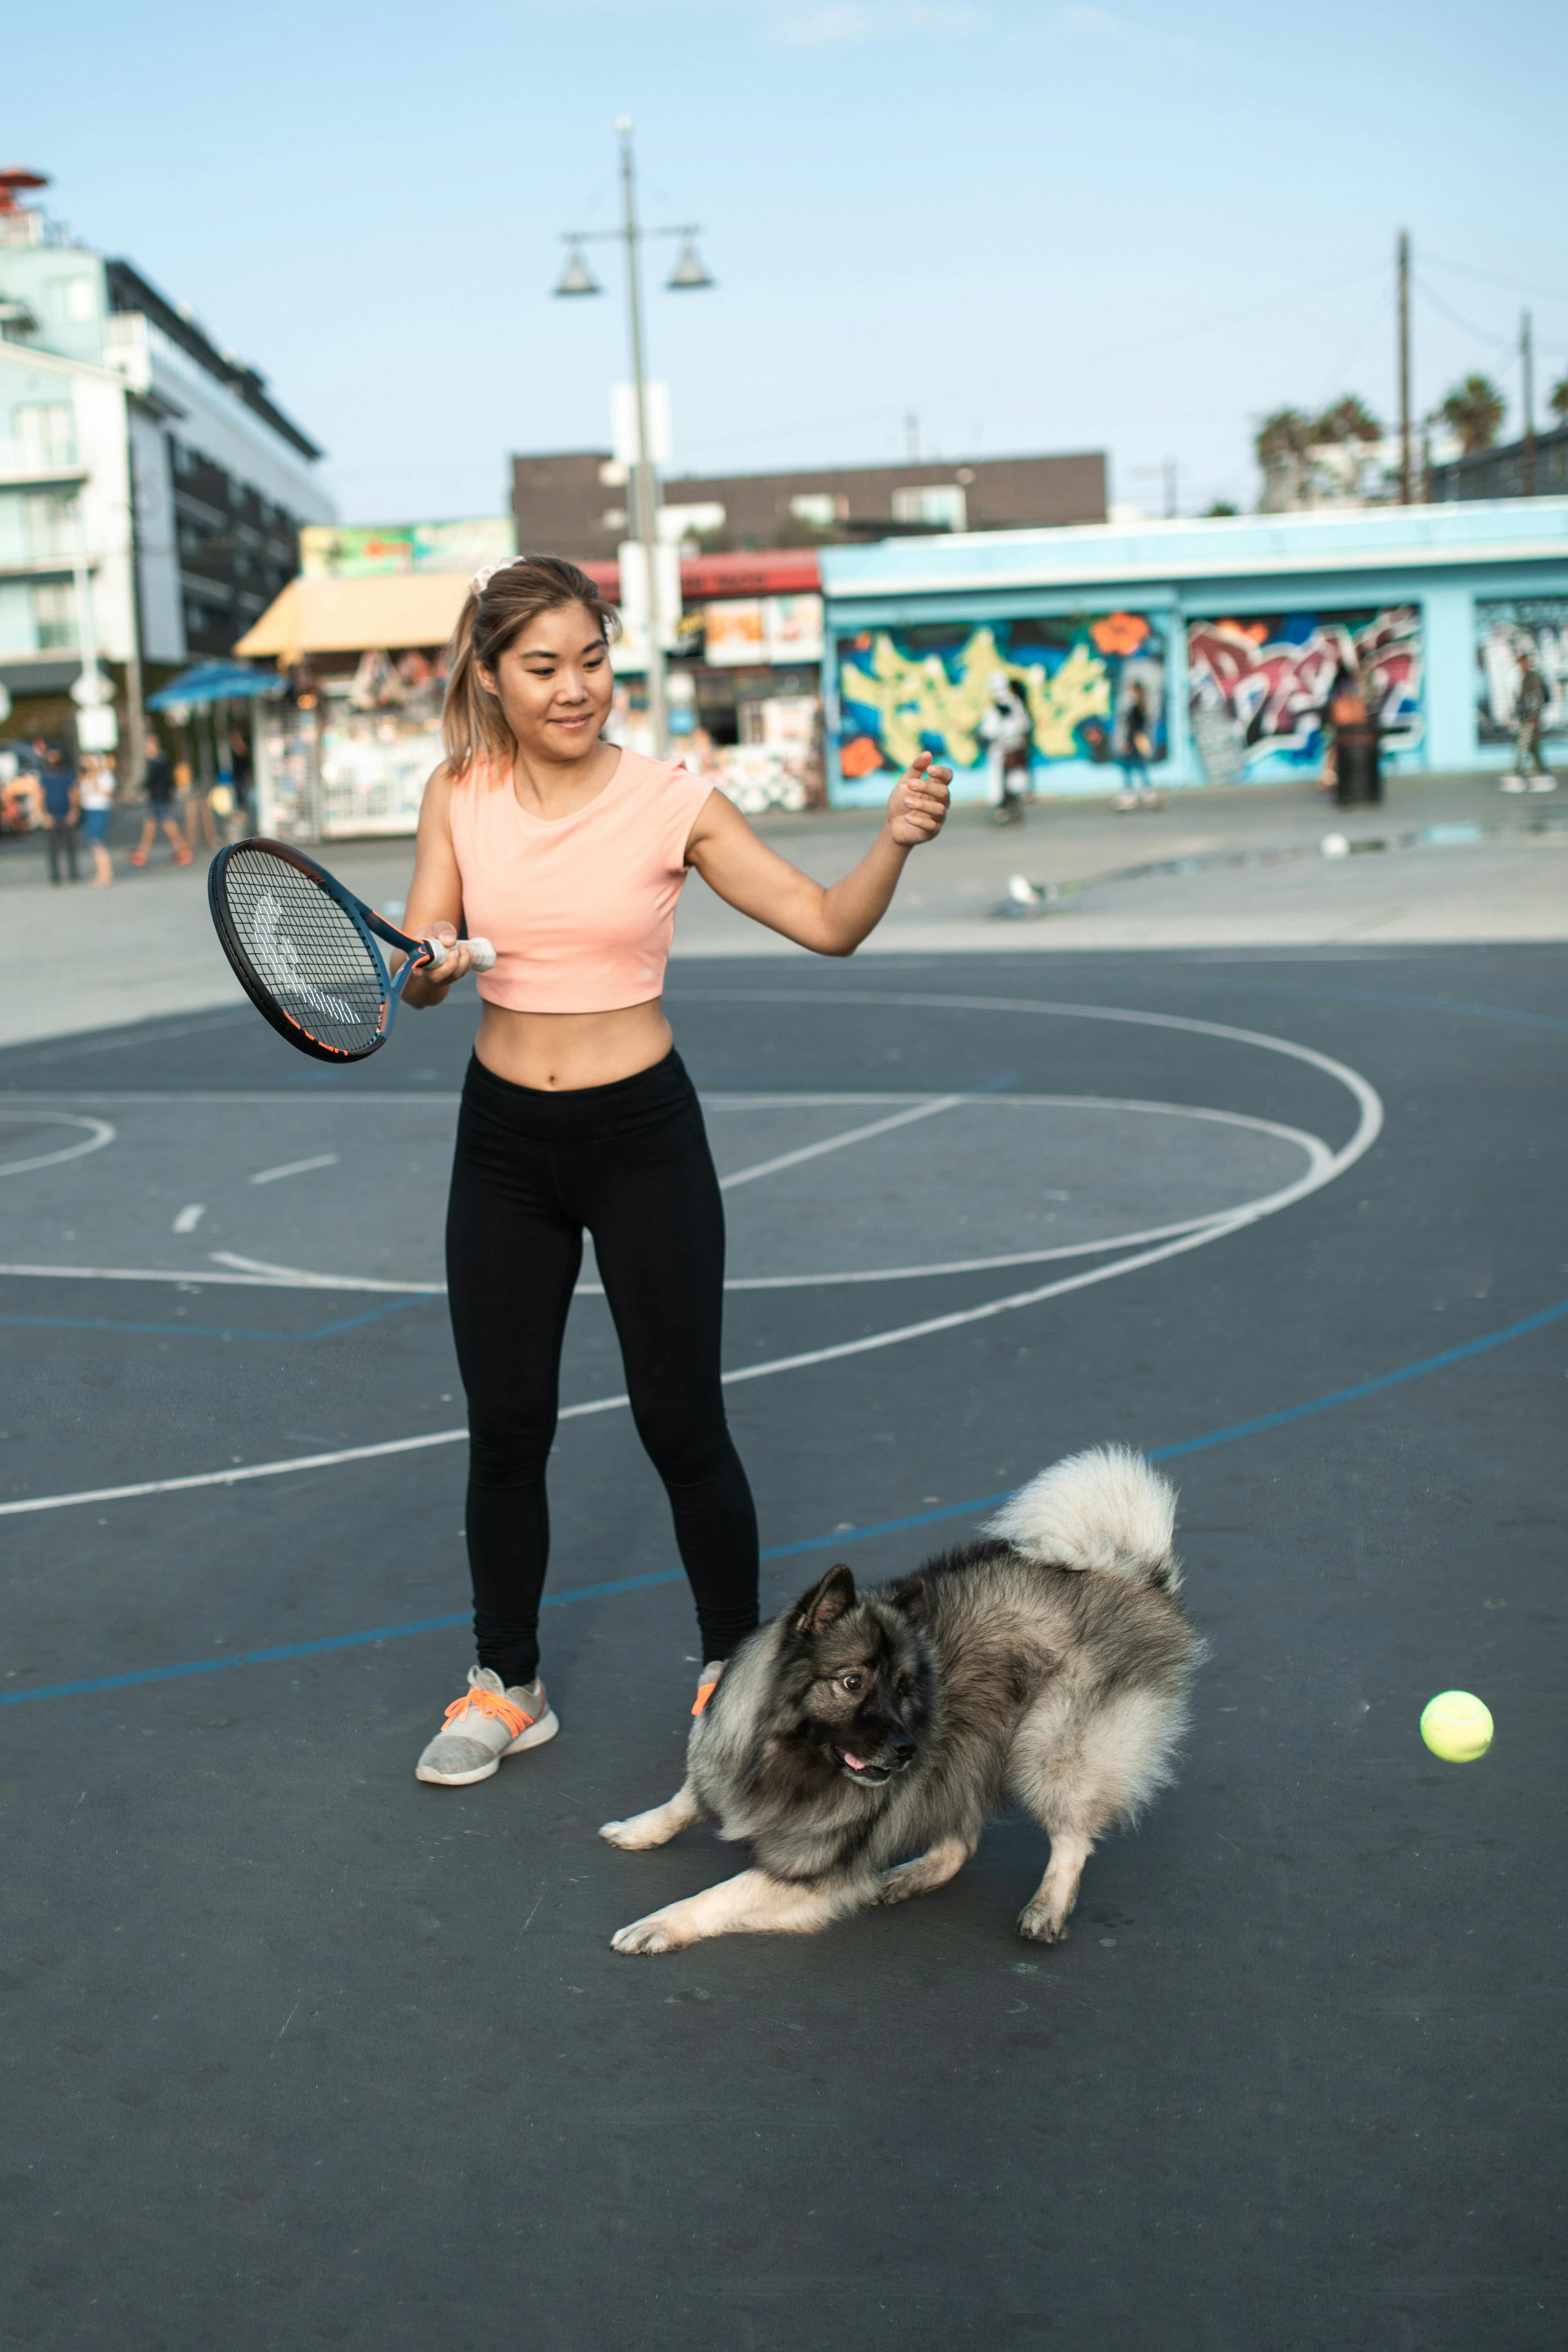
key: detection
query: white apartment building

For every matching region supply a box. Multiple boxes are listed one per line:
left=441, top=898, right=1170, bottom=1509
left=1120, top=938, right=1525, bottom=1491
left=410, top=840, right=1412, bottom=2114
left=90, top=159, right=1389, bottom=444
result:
left=0, top=172, right=333, bottom=742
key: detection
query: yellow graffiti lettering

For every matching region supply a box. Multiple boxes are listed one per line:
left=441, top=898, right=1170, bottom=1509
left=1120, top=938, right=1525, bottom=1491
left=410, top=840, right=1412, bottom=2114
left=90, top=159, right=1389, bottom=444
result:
left=842, top=627, right=1111, bottom=768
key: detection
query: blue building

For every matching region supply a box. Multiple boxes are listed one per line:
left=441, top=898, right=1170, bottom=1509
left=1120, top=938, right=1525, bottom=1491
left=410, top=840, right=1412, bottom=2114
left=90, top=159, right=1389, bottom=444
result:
left=819, top=500, right=1568, bottom=804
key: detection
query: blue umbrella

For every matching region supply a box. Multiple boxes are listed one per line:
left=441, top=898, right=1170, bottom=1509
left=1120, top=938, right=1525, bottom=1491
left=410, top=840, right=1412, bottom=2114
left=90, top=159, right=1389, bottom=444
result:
left=146, top=662, right=284, bottom=711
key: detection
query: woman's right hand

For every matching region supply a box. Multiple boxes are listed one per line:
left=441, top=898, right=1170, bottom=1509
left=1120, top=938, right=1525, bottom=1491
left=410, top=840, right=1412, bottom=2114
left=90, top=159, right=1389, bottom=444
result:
left=402, top=918, right=478, bottom=1006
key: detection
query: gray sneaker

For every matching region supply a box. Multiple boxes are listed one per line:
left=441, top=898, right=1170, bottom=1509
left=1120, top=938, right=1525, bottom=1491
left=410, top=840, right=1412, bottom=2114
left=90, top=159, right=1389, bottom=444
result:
left=415, top=1666, right=559, bottom=1786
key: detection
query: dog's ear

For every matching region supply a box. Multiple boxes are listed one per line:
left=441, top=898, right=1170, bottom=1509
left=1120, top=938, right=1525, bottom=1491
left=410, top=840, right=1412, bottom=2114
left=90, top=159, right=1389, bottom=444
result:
left=795, top=1563, right=856, bottom=1639
left=890, top=1576, right=925, bottom=1621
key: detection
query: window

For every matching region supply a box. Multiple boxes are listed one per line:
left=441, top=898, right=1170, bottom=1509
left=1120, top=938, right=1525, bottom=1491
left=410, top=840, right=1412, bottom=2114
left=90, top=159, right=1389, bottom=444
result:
left=788, top=492, right=843, bottom=529
left=891, top=483, right=967, bottom=532
left=12, top=402, right=74, bottom=466
left=33, top=580, right=76, bottom=649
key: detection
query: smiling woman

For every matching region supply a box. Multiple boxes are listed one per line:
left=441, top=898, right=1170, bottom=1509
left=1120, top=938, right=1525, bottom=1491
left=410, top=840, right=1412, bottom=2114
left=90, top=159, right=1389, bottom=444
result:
left=391, top=550, right=953, bottom=1791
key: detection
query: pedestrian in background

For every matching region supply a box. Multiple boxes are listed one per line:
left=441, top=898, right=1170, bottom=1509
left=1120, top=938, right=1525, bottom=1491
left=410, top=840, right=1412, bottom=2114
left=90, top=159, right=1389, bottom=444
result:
left=129, top=732, right=191, bottom=866
left=77, top=752, right=116, bottom=886
left=1113, top=680, right=1160, bottom=810
left=40, top=743, right=80, bottom=883
left=1499, top=649, right=1554, bottom=793
left=980, top=671, right=1031, bottom=826
left=184, top=754, right=219, bottom=851
left=228, top=727, right=255, bottom=827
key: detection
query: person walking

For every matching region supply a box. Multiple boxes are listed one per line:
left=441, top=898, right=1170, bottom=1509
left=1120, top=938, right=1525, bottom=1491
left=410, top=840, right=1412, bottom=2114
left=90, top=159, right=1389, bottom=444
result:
left=979, top=671, right=1031, bottom=826
left=404, top=555, right=952, bottom=1788
left=1499, top=649, right=1554, bottom=793
left=1113, top=680, right=1159, bottom=810
left=227, top=727, right=255, bottom=827
left=77, top=752, right=116, bottom=886
left=129, top=733, right=192, bottom=866
left=39, top=744, right=79, bottom=882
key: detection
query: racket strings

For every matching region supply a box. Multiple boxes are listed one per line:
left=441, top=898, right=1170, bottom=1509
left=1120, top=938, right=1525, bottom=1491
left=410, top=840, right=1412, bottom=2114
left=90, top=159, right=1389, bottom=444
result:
left=221, top=850, right=387, bottom=1056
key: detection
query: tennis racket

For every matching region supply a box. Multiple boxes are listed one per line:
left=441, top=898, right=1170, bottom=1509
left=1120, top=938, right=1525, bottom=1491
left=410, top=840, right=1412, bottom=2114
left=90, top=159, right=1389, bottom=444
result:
left=208, top=837, right=496, bottom=1064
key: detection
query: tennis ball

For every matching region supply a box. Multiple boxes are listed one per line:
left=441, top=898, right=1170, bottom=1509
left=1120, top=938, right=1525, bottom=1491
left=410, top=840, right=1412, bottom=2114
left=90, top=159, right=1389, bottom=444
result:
left=1419, top=1690, right=1493, bottom=1763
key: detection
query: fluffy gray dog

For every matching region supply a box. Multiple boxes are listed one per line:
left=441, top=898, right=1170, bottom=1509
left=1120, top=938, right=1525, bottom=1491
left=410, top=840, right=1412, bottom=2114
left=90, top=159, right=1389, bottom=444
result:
left=601, top=1445, right=1199, bottom=1953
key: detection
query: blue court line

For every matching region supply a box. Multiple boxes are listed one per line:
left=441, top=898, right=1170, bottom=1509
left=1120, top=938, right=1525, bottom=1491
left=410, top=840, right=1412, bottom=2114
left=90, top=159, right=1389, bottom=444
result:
left=4, top=1294, right=1564, bottom=1713
left=0, top=1296, right=432, bottom=1343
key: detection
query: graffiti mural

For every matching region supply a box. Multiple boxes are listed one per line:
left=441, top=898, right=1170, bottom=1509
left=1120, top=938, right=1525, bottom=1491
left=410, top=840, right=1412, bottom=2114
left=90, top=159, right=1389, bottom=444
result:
left=1475, top=598, right=1568, bottom=742
left=1187, top=608, right=1423, bottom=781
left=836, top=612, right=1167, bottom=797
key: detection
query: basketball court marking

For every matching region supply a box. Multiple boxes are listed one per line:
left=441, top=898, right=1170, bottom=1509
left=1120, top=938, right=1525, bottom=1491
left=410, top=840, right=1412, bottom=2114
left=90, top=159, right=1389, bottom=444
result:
left=0, top=997, right=1380, bottom=1521
left=0, top=1110, right=115, bottom=1178
left=0, top=1095, right=1331, bottom=1297
left=4, top=1290, right=1565, bottom=1710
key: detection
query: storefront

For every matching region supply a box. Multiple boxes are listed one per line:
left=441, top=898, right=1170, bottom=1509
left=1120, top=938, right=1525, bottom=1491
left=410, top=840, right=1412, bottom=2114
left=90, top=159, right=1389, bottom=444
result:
left=234, top=571, right=469, bottom=839
left=817, top=501, right=1568, bottom=803
left=587, top=547, right=825, bottom=811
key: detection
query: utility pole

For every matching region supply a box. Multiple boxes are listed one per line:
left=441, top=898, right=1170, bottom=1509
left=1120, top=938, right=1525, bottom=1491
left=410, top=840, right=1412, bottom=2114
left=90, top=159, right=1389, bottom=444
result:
left=556, top=124, right=713, bottom=760
left=1397, top=229, right=1413, bottom=505
left=1163, top=455, right=1178, bottom=520
left=905, top=413, right=920, bottom=462
left=616, top=119, right=666, bottom=760
left=1521, top=309, right=1536, bottom=496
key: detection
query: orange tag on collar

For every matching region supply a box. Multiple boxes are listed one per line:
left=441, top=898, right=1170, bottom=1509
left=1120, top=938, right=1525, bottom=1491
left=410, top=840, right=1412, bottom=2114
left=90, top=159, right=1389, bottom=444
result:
left=691, top=1680, right=718, bottom=1717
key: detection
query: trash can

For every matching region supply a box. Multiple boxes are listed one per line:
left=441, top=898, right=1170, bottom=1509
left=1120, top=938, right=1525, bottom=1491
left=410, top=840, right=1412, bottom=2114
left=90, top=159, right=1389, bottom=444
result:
left=1333, top=721, right=1382, bottom=807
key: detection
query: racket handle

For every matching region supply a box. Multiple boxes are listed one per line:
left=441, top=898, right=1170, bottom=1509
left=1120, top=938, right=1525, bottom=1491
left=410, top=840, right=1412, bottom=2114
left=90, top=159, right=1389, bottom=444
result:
left=421, top=936, right=497, bottom=972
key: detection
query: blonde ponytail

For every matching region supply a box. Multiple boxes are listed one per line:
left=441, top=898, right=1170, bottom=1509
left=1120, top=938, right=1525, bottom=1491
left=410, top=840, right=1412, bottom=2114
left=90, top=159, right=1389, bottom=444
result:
left=440, top=554, right=619, bottom=778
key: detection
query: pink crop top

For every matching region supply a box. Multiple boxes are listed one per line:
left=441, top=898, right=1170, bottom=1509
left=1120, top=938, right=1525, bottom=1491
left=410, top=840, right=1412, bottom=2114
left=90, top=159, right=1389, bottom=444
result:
left=447, top=749, right=713, bottom=1014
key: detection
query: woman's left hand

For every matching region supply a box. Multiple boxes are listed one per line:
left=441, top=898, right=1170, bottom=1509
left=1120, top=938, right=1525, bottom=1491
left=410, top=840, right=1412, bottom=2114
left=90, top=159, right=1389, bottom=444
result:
left=886, top=751, right=953, bottom=847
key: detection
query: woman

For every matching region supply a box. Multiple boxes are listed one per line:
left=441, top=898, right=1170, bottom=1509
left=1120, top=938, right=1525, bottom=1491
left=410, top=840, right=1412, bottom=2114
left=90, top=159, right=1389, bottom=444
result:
left=1112, top=681, right=1158, bottom=811
left=77, top=752, right=116, bottom=886
left=404, top=556, right=951, bottom=1788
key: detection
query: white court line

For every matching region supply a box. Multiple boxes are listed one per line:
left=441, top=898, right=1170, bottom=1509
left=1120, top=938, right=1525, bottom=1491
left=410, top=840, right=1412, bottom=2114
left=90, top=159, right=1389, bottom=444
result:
left=172, top=1204, right=206, bottom=1234
left=0, top=1112, right=116, bottom=1179
left=249, top=1153, right=339, bottom=1186
left=0, top=1211, right=1276, bottom=1520
left=717, top=1095, right=963, bottom=1190
left=0, top=1099, right=1330, bottom=1298
left=0, top=1000, right=1384, bottom=1522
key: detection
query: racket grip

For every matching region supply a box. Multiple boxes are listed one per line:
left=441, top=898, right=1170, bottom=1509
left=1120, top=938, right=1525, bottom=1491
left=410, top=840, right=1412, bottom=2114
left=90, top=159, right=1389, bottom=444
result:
left=420, top=935, right=495, bottom=972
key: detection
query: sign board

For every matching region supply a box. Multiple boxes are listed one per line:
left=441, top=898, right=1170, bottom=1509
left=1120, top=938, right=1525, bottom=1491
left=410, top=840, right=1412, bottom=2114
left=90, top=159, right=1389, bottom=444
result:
left=613, top=539, right=682, bottom=666
left=611, top=381, right=672, bottom=470
left=299, top=518, right=516, bottom=580
left=75, top=703, right=119, bottom=751
left=705, top=595, right=824, bottom=667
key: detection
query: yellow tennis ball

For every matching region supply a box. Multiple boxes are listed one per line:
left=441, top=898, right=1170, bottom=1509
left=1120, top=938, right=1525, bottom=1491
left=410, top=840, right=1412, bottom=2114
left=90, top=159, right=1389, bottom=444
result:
left=1420, top=1690, right=1493, bottom=1763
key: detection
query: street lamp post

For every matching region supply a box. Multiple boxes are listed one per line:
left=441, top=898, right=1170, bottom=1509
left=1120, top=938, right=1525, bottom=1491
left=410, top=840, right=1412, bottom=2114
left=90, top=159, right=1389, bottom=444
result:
left=555, top=118, right=713, bottom=757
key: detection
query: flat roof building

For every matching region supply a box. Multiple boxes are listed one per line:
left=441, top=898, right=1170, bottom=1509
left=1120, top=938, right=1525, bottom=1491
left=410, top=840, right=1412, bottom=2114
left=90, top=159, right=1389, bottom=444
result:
left=510, top=448, right=1107, bottom=566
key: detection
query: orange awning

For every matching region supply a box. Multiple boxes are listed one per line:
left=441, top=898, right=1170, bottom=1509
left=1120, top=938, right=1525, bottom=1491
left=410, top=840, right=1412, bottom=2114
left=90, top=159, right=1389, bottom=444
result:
left=234, top=571, right=471, bottom=658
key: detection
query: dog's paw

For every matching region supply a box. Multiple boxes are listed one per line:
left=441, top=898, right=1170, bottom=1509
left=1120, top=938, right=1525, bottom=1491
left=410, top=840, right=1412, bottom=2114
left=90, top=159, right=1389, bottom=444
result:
left=1017, top=1898, right=1069, bottom=1944
left=600, top=1818, right=655, bottom=1850
left=873, top=1866, right=922, bottom=1907
left=611, top=1910, right=685, bottom=1956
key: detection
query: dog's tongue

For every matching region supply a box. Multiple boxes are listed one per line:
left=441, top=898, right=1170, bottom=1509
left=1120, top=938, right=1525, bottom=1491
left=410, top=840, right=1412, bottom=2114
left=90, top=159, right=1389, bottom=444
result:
left=844, top=1752, right=866, bottom=1771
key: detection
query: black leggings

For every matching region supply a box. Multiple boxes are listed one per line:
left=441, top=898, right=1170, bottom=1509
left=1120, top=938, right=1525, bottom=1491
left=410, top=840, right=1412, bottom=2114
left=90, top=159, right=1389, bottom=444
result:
left=445, top=1049, right=760, bottom=1686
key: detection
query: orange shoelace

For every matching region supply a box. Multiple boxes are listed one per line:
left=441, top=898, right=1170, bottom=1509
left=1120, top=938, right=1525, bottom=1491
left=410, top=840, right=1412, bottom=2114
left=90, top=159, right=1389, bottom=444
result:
left=444, top=1686, right=535, bottom=1740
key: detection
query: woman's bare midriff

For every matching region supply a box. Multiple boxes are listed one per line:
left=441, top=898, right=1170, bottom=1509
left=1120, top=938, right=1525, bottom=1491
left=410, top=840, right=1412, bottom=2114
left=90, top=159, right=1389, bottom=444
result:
left=473, top=999, right=674, bottom=1092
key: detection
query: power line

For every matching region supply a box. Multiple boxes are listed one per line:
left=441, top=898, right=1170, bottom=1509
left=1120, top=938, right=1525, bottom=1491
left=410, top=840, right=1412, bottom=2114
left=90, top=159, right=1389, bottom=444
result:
left=1414, top=274, right=1516, bottom=352
left=1423, top=251, right=1568, bottom=308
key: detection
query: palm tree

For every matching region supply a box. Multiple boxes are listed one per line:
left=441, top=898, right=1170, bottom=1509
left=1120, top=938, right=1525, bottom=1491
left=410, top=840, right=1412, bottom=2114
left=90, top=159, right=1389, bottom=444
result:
left=1439, top=375, right=1505, bottom=454
left=1549, top=374, right=1568, bottom=425
left=1313, top=395, right=1382, bottom=445
left=1254, top=408, right=1313, bottom=465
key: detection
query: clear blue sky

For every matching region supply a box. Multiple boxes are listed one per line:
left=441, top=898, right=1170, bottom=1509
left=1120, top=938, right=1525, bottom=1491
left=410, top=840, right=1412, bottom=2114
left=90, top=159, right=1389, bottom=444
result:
left=20, top=0, right=1568, bottom=523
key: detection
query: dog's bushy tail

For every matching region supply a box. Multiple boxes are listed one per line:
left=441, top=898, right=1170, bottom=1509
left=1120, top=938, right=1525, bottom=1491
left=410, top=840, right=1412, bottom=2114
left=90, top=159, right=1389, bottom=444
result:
left=982, top=1445, right=1181, bottom=1591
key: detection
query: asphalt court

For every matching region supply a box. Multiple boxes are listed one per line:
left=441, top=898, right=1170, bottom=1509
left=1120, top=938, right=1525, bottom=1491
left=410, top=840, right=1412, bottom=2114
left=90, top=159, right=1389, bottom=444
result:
left=2, top=946, right=1564, bottom=2349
